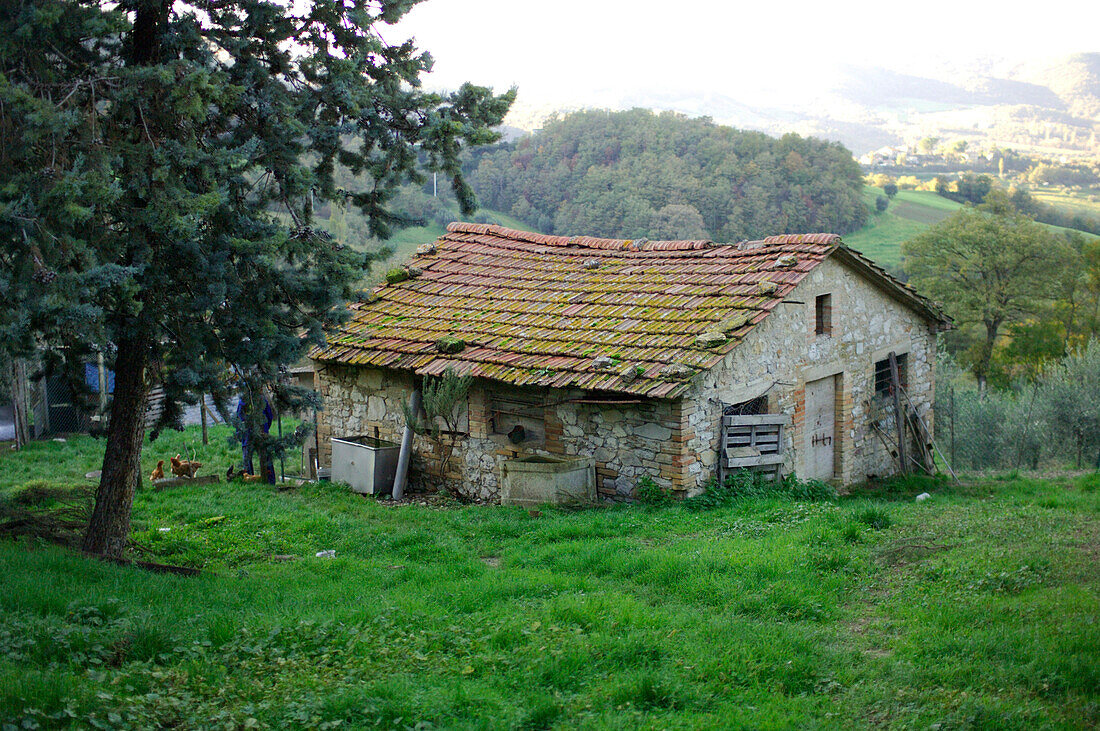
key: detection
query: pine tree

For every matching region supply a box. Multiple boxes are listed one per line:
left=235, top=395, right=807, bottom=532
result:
left=0, top=0, right=514, bottom=556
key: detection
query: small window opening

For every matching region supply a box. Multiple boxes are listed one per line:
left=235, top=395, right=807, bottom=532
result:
left=490, top=393, right=544, bottom=444
left=724, top=395, right=768, bottom=416
left=874, top=353, right=908, bottom=396
left=815, top=293, right=832, bottom=336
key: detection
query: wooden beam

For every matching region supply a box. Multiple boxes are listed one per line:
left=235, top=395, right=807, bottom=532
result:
left=723, top=414, right=791, bottom=427
left=888, top=351, right=907, bottom=474
left=725, top=453, right=785, bottom=468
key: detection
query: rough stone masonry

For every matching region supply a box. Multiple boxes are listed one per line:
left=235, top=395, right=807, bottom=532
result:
left=315, top=255, right=939, bottom=500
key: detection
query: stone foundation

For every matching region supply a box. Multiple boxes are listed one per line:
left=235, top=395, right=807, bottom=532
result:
left=314, top=364, right=694, bottom=501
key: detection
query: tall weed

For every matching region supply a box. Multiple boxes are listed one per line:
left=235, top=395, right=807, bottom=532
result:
left=685, top=470, right=836, bottom=510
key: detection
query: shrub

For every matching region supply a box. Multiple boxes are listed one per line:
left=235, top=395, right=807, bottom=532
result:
left=936, top=341, right=1100, bottom=470
left=634, top=475, right=674, bottom=506
left=855, top=507, right=892, bottom=530
left=1043, top=341, right=1100, bottom=469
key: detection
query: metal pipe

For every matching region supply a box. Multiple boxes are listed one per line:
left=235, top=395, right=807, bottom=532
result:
left=277, top=407, right=284, bottom=484
left=313, top=408, right=320, bottom=479
left=392, top=388, right=421, bottom=501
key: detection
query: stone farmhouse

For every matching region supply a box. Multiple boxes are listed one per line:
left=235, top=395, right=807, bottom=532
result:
left=311, top=222, right=949, bottom=500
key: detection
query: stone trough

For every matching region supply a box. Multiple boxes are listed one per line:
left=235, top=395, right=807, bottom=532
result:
left=500, top=454, right=596, bottom=507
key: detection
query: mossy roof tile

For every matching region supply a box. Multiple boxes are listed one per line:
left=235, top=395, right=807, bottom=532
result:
left=312, top=223, right=947, bottom=399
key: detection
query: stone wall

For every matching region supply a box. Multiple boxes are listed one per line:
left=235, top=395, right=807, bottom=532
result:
left=315, top=255, right=940, bottom=499
left=684, top=256, right=939, bottom=490
left=313, top=364, right=692, bottom=501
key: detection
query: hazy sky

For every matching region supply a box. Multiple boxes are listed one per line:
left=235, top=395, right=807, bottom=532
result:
left=391, top=0, right=1100, bottom=108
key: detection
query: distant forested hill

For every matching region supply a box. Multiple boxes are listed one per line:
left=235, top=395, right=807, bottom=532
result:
left=465, top=109, right=868, bottom=241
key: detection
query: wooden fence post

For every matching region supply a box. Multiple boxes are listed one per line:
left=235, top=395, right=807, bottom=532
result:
left=9, top=359, right=31, bottom=448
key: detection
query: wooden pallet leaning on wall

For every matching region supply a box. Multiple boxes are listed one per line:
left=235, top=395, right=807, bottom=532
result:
left=718, top=414, right=791, bottom=485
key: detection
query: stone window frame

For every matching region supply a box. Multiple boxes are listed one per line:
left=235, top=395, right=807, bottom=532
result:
left=814, top=293, right=833, bottom=336
left=805, top=285, right=842, bottom=341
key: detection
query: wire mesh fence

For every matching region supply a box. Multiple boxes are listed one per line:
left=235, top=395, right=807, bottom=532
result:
left=934, top=342, right=1100, bottom=472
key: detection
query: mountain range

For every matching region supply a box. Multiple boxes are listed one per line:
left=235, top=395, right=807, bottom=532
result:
left=501, top=53, right=1100, bottom=157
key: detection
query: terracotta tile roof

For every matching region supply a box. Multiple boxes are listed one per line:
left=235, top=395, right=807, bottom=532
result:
left=311, top=223, right=946, bottom=399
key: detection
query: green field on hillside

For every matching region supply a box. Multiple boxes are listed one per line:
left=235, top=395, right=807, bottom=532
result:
left=1, top=428, right=1098, bottom=729
left=843, top=188, right=961, bottom=268
left=845, top=186, right=1098, bottom=270
left=366, top=209, right=534, bottom=277
left=1031, top=187, right=1100, bottom=218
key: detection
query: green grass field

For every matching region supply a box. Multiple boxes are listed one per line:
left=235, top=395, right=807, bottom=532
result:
left=1031, top=188, right=1100, bottom=219
left=367, top=208, right=535, bottom=277
left=2, top=428, right=1098, bottom=728
left=845, top=186, right=1098, bottom=270
left=843, top=188, right=961, bottom=268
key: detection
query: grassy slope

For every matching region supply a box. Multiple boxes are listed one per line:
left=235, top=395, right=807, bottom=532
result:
left=844, top=188, right=962, bottom=268
left=2, top=428, right=1098, bottom=729
left=1030, top=187, right=1100, bottom=219
left=369, top=209, right=534, bottom=274
left=845, top=186, right=1098, bottom=269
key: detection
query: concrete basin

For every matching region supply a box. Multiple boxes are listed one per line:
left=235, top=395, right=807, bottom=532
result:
left=500, top=454, right=596, bottom=507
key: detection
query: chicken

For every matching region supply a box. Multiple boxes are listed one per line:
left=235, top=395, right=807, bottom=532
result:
left=169, top=454, right=186, bottom=478
left=150, top=460, right=164, bottom=482
left=170, top=454, right=203, bottom=479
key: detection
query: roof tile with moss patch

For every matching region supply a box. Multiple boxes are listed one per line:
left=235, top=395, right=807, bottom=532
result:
left=311, top=223, right=947, bottom=399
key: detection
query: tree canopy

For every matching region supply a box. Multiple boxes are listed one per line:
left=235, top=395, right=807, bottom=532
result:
left=467, top=109, right=868, bottom=241
left=0, top=0, right=513, bottom=556
left=903, top=195, right=1066, bottom=388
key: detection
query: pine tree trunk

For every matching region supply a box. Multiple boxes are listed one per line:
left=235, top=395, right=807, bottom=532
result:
left=82, top=336, right=151, bottom=557
left=81, top=0, right=170, bottom=558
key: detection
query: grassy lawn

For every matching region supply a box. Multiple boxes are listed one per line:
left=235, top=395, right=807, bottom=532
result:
left=0, top=423, right=303, bottom=500
left=1, top=429, right=1098, bottom=728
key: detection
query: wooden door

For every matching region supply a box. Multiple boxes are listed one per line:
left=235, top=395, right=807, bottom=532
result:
left=804, top=375, right=836, bottom=481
